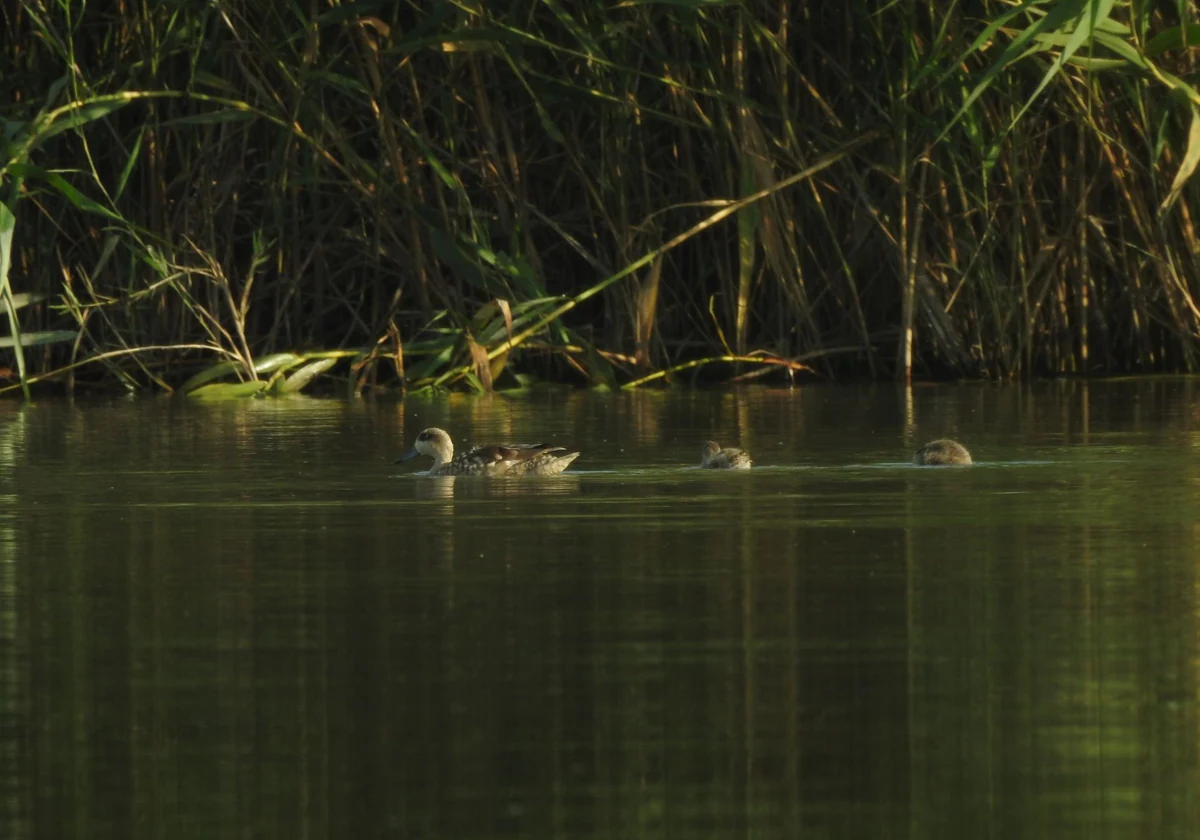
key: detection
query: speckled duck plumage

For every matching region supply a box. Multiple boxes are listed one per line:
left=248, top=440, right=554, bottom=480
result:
left=396, top=427, right=581, bottom=476
left=700, top=440, right=752, bottom=470
left=913, top=438, right=972, bottom=466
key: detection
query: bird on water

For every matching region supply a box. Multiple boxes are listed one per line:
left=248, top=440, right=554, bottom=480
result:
left=913, top=439, right=972, bottom=466
left=700, top=440, right=752, bottom=470
left=396, top=427, right=581, bottom=476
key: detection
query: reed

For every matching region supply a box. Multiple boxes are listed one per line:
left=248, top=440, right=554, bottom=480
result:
left=2, top=1, right=1199, bottom=396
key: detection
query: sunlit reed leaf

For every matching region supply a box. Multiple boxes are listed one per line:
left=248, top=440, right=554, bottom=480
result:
left=1088, top=30, right=1151, bottom=70
left=0, top=201, right=25, bottom=398
left=1160, top=106, right=1200, bottom=214
left=622, top=354, right=812, bottom=389
left=248, top=353, right=305, bottom=375
left=469, top=298, right=513, bottom=343
left=461, top=370, right=486, bottom=394
left=403, top=341, right=457, bottom=383
left=709, top=295, right=734, bottom=357
left=178, top=360, right=245, bottom=394
left=37, top=99, right=131, bottom=142
left=188, top=381, right=269, bottom=399
left=0, top=330, right=78, bottom=348
left=944, top=0, right=1091, bottom=141
left=635, top=257, right=662, bottom=368
left=7, top=163, right=123, bottom=221
left=113, top=127, right=143, bottom=202
left=466, top=336, right=493, bottom=392
left=1063, top=57, right=1136, bottom=71
left=1006, top=0, right=1119, bottom=132
left=6, top=292, right=44, bottom=311
left=179, top=353, right=302, bottom=394
left=472, top=299, right=560, bottom=345
left=276, top=357, right=337, bottom=394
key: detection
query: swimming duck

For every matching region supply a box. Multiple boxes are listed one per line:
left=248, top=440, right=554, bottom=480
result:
left=913, top=438, right=972, bottom=466
left=396, top=427, right=581, bottom=476
left=700, top=440, right=752, bottom=470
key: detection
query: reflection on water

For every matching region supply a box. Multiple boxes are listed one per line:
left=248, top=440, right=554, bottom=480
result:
left=2, top=381, right=1200, bottom=838
left=410, top=473, right=583, bottom=500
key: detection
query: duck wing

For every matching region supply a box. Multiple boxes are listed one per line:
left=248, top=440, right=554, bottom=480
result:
left=465, top=444, right=564, bottom=463
left=463, top=442, right=566, bottom=466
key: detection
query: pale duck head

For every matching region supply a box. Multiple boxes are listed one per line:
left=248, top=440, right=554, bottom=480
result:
left=396, top=427, right=455, bottom=469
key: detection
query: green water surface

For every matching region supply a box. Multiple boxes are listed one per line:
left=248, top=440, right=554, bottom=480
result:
left=1, top=380, right=1198, bottom=838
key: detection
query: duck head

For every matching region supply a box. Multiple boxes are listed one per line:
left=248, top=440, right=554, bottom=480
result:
left=396, top=427, right=454, bottom=468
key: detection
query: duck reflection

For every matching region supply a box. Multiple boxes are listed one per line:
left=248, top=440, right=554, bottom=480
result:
left=413, top=474, right=581, bottom=501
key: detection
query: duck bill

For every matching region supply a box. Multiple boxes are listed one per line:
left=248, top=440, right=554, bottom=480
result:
left=394, top=448, right=420, bottom=463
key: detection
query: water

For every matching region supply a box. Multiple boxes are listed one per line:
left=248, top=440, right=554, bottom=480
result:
left=2, top=380, right=1199, bottom=838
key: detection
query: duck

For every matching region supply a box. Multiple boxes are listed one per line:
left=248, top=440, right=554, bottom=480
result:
left=700, top=440, right=752, bottom=470
left=396, top=427, right=581, bottom=476
left=913, top=438, right=972, bottom=466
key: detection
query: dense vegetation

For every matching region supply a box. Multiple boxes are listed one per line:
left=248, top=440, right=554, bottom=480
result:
left=2, top=1, right=1200, bottom=396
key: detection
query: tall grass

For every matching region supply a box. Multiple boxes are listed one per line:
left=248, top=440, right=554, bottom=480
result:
left=2, top=0, right=1199, bottom=395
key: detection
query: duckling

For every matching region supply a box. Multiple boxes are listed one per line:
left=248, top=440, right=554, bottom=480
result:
left=396, top=427, right=581, bottom=476
left=913, top=438, right=972, bottom=466
left=700, top=440, right=752, bottom=470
